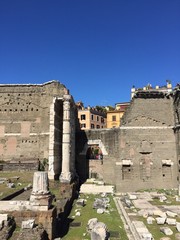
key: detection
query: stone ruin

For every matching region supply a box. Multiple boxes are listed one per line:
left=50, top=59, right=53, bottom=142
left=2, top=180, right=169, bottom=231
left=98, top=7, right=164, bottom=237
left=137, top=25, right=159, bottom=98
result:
left=1, top=80, right=180, bottom=193
left=0, top=171, right=56, bottom=240
left=0, top=214, right=16, bottom=240
left=77, top=82, right=180, bottom=192
left=0, top=81, right=77, bottom=184
left=117, top=190, right=180, bottom=239
left=87, top=218, right=109, bottom=240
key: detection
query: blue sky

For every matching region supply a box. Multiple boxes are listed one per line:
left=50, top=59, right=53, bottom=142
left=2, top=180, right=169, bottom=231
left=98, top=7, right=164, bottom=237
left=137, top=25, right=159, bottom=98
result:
left=0, top=0, right=180, bottom=107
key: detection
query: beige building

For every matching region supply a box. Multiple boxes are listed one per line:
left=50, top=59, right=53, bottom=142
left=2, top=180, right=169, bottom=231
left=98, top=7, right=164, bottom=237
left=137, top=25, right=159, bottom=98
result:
left=76, top=102, right=106, bottom=129
left=106, top=102, right=129, bottom=128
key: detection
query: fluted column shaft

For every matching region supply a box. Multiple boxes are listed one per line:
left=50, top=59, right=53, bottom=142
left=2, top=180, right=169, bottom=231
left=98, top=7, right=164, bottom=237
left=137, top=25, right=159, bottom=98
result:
left=60, top=94, right=72, bottom=182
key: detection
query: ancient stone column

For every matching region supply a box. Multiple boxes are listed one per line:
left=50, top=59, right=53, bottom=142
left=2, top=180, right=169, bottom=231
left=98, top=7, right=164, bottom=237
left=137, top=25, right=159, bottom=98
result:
left=30, top=172, right=52, bottom=209
left=60, top=94, right=72, bottom=183
left=31, top=171, right=49, bottom=195
left=48, top=98, right=56, bottom=180
left=70, top=105, right=77, bottom=178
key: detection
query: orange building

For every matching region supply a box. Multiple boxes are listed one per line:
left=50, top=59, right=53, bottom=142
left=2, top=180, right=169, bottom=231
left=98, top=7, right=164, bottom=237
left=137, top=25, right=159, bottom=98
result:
left=76, top=102, right=107, bottom=130
left=106, top=102, right=129, bottom=128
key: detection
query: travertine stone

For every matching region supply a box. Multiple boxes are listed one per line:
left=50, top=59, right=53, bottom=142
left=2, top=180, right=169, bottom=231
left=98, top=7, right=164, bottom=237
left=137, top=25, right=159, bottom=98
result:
left=156, top=217, right=166, bottom=225
left=21, top=219, right=35, bottom=229
left=31, top=172, right=49, bottom=195
left=60, top=94, right=72, bottom=183
left=160, top=226, right=173, bottom=235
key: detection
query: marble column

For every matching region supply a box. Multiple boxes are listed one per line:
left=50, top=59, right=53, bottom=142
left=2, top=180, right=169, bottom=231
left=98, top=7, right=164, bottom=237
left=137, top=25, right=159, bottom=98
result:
left=60, top=94, right=72, bottom=183
left=48, top=98, right=56, bottom=180
left=30, top=172, right=52, bottom=209
left=31, top=171, right=50, bottom=195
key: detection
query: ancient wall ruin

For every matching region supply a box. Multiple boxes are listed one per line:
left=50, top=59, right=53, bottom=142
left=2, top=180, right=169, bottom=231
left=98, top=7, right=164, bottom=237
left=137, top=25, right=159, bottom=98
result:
left=76, top=88, right=179, bottom=192
left=0, top=81, right=76, bottom=181
left=1, top=80, right=180, bottom=192
left=173, top=85, right=180, bottom=182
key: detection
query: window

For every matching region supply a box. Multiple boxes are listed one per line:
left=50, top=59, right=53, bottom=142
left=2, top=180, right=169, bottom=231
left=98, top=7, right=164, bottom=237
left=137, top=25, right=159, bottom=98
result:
left=112, top=115, right=116, bottom=121
left=162, top=165, right=172, bottom=180
left=81, top=123, right=86, bottom=128
left=91, top=114, right=94, bottom=120
left=91, top=124, right=95, bottom=129
left=97, top=116, right=99, bottom=121
left=101, top=117, right=104, bottom=123
left=81, top=114, right=86, bottom=120
left=122, top=165, right=132, bottom=180
left=96, top=125, right=100, bottom=129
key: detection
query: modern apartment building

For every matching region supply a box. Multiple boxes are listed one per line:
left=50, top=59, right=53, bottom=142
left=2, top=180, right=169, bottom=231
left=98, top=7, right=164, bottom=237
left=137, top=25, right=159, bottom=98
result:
left=76, top=102, right=107, bottom=129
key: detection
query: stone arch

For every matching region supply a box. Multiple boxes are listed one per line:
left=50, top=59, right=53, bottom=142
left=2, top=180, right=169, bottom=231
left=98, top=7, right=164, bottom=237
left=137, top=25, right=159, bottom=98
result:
left=79, top=139, right=108, bottom=180
left=80, top=139, right=108, bottom=156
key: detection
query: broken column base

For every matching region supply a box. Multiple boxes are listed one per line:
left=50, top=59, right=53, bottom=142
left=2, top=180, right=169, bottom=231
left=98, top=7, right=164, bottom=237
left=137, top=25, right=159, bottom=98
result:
left=30, top=193, right=53, bottom=210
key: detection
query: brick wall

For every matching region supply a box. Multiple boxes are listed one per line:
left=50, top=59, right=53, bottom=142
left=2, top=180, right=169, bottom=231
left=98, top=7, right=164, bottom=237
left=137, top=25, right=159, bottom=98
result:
left=76, top=93, right=178, bottom=192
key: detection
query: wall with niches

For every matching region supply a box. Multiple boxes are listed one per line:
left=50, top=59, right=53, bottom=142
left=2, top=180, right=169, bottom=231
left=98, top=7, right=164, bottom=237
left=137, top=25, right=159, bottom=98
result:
left=0, top=81, right=66, bottom=163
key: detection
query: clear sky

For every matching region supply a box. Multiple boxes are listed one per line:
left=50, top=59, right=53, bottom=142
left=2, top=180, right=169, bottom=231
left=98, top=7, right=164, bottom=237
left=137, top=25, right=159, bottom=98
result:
left=0, top=0, right=180, bottom=107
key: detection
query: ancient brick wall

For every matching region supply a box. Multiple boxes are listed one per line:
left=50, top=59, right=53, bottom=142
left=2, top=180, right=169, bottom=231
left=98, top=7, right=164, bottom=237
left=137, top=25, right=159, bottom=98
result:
left=77, top=93, right=178, bottom=192
left=173, top=86, right=180, bottom=181
left=0, top=81, right=67, bottom=177
left=9, top=208, right=57, bottom=240
left=76, top=128, right=119, bottom=185
left=117, top=95, right=177, bottom=191
left=121, top=97, right=174, bottom=126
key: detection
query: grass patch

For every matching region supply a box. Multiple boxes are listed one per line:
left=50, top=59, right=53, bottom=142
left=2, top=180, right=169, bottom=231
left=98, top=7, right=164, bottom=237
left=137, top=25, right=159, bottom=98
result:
left=140, top=216, right=180, bottom=239
left=0, top=171, right=33, bottom=200
left=61, top=194, right=128, bottom=240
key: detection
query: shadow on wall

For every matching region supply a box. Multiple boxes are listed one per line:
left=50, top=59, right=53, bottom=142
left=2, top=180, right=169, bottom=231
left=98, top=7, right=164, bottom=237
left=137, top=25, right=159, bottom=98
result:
left=75, top=130, right=88, bottom=184
left=76, top=130, right=105, bottom=184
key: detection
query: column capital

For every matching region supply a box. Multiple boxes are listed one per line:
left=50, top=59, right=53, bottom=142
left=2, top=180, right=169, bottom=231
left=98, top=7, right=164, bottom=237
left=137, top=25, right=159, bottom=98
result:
left=63, top=94, right=71, bottom=101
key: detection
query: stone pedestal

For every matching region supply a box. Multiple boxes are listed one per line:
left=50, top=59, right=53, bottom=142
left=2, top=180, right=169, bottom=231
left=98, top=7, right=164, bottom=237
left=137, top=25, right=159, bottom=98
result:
left=30, top=172, right=52, bottom=209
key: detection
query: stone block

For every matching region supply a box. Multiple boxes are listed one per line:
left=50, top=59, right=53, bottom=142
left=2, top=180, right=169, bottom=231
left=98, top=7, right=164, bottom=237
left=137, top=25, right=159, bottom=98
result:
left=166, top=218, right=176, bottom=225
left=156, top=217, right=166, bottom=225
left=21, top=219, right=35, bottom=229
left=166, top=210, right=177, bottom=218
left=176, top=222, right=180, bottom=232
left=160, top=227, right=173, bottom=236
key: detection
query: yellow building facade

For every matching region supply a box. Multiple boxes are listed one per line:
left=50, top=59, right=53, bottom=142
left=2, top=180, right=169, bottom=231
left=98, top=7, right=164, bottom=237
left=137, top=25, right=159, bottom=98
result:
left=77, top=105, right=107, bottom=130
left=106, top=102, right=129, bottom=128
